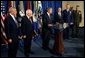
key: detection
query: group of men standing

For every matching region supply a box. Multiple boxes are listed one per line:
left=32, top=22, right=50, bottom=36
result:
left=4, top=4, right=82, bottom=57
left=4, top=7, right=35, bottom=57
left=42, top=4, right=82, bottom=56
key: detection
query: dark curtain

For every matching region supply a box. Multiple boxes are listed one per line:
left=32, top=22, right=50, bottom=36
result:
left=42, top=1, right=62, bottom=15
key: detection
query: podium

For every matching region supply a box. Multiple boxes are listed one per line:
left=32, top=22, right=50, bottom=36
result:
left=53, top=31, right=64, bottom=54
left=53, top=23, right=64, bottom=54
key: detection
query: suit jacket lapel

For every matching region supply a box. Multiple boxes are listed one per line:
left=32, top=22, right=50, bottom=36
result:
left=10, top=15, right=18, bottom=27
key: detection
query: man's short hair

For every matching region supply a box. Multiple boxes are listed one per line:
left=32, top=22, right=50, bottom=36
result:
left=66, top=4, right=70, bottom=6
left=8, top=7, right=16, bottom=13
left=76, top=5, right=79, bottom=7
left=47, top=7, right=52, bottom=12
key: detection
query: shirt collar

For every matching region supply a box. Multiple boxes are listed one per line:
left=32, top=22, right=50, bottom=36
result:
left=10, top=13, right=15, bottom=18
left=26, top=15, right=33, bottom=23
left=26, top=15, right=30, bottom=19
left=66, top=9, right=69, bottom=12
left=47, top=12, right=50, bottom=16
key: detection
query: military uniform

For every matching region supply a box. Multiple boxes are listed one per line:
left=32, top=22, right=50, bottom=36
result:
left=73, top=10, right=82, bottom=37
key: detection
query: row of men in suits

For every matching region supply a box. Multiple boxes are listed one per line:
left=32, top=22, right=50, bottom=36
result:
left=63, top=4, right=82, bottom=39
left=4, top=7, right=35, bottom=57
left=42, top=4, right=82, bottom=56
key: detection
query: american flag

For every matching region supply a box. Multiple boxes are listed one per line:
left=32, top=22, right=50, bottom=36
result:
left=1, top=1, right=8, bottom=45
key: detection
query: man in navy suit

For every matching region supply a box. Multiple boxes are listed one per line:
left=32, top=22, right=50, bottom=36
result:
left=21, top=9, right=35, bottom=57
left=69, top=7, right=75, bottom=38
left=63, top=4, right=73, bottom=39
left=4, top=7, right=19, bottom=57
left=42, top=7, right=54, bottom=50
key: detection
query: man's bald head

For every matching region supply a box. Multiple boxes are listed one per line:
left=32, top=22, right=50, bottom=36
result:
left=8, top=7, right=17, bottom=16
left=26, top=9, right=32, bottom=17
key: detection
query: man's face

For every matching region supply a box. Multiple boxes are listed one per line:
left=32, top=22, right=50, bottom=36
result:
left=12, top=9, right=17, bottom=16
left=28, top=11, right=32, bottom=17
left=76, top=7, right=79, bottom=11
left=27, top=10, right=32, bottom=17
left=66, top=4, right=70, bottom=9
left=48, top=8, right=52, bottom=14
left=58, top=7, right=61, bottom=12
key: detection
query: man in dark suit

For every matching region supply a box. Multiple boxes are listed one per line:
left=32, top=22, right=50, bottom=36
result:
left=69, top=7, right=75, bottom=38
left=54, top=7, right=64, bottom=24
left=21, top=9, right=35, bottom=57
left=42, top=7, right=54, bottom=50
left=63, top=4, right=73, bottom=39
left=73, top=5, right=82, bottom=37
left=50, top=7, right=64, bottom=56
left=4, top=7, right=19, bottom=57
